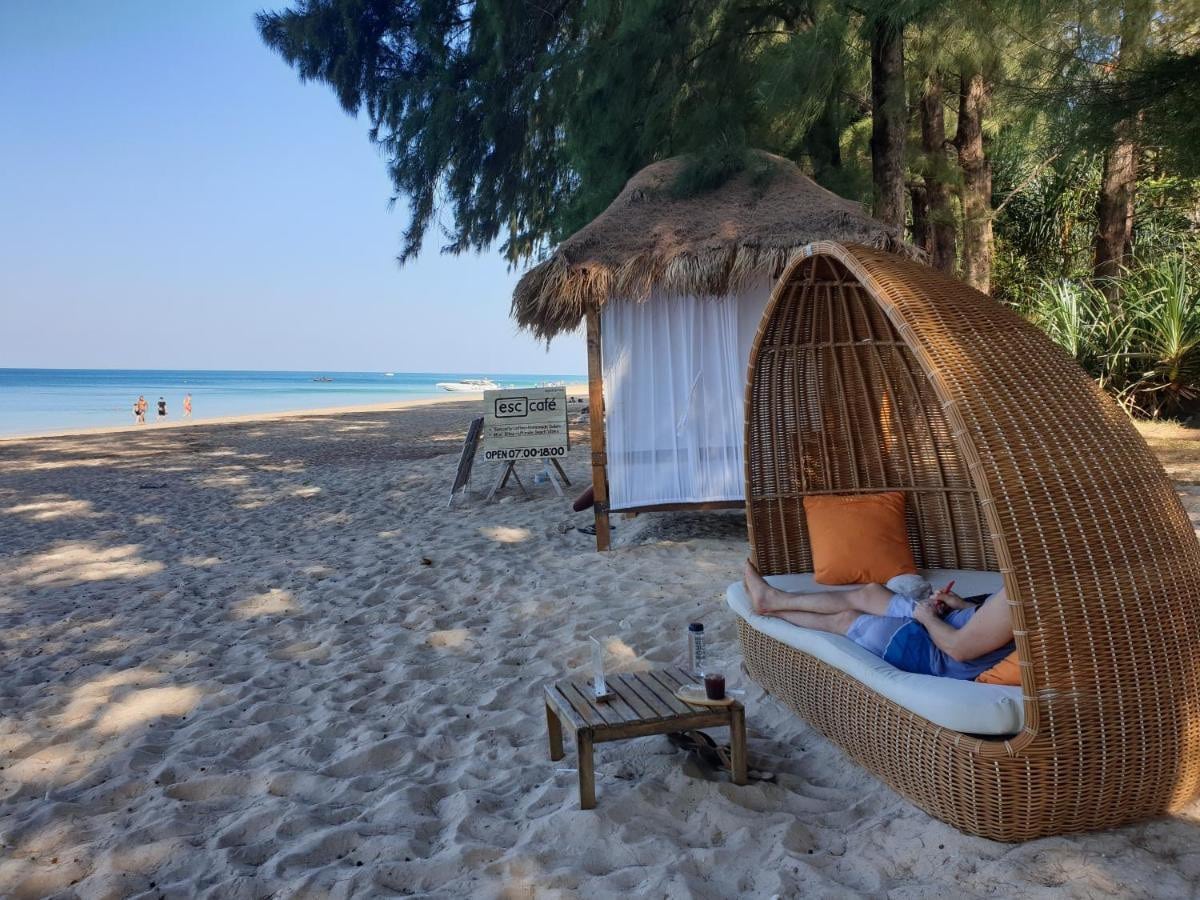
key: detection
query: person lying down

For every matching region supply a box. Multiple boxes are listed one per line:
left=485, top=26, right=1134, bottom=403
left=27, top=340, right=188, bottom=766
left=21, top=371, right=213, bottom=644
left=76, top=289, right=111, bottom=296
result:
left=743, top=563, right=1014, bottom=680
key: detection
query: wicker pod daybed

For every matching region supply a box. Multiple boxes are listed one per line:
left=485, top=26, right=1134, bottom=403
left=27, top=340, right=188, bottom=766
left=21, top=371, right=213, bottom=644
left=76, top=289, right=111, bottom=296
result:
left=733, top=241, right=1200, bottom=840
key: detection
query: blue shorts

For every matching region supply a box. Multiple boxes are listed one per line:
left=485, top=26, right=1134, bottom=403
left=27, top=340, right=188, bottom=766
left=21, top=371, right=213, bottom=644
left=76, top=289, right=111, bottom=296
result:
left=845, top=595, right=1012, bottom=680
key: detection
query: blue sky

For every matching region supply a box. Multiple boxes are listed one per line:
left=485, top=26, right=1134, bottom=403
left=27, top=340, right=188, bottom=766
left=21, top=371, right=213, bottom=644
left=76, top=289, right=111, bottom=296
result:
left=0, top=1, right=584, bottom=375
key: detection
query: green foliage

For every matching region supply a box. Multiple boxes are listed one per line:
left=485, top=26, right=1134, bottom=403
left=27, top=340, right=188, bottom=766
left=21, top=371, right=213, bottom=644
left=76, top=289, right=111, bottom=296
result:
left=258, top=0, right=930, bottom=260
left=257, top=0, right=1200, bottom=420
left=258, top=0, right=583, bottom=263
left=1016, top=254, right=1200, bottom=419
left=1072, top=49, right=1200, bottom=178
left=551, top=0, right=780, bottom=238
left=1122, top=255, right=1200, bottom=417
left=1132, top=172, right=1200, bottom=257
left=992, top=149, right=1101, bottom=305
left=1018, top=277, right=1129, bottom=386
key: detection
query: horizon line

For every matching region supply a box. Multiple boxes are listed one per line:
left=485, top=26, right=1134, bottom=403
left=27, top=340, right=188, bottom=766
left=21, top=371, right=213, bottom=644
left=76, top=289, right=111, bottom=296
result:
left=0, top=366, right=586, bottom=376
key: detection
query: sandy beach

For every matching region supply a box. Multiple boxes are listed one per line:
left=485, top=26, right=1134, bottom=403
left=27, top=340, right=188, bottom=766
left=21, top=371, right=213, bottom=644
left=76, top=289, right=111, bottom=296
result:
left=0, top=387, right=588, bottom=444
left=2, top=402, right=1199, bottom=898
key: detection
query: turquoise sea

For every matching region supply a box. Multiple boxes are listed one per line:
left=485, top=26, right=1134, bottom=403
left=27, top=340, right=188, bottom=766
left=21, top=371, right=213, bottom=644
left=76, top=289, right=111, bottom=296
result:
left=0, top=369, right=584, bottom=437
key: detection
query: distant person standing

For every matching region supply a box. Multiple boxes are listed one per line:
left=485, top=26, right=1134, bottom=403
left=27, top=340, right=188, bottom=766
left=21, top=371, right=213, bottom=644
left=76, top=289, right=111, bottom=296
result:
left=183, top=393, right=192, bottom=418
left=135, top=395, right=147, bottom=425
left=157, top=396, right=167, bottom=421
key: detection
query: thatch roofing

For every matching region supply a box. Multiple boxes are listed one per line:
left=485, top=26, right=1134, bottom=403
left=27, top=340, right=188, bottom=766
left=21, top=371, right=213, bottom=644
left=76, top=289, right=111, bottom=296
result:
left=512, top=151, right=914, bottom=340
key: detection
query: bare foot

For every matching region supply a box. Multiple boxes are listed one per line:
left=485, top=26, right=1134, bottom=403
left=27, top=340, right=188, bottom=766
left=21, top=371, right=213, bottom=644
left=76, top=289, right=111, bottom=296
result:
left=743, top=559, right=783, bottom=615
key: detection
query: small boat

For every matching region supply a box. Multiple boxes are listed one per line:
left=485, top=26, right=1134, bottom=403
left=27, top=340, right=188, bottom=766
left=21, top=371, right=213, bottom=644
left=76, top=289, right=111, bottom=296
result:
left=384, top=372, right=395, bottom=377
left=436, top=378, right=498, bottom=392
left=312, top=376, right=334, bottom=382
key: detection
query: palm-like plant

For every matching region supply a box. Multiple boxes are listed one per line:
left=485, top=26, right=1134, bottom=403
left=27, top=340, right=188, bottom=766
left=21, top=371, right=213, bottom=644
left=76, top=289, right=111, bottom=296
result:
left=1121, top=255, right=1200, bottom=418
left=1023, top=277, right=1133, bottom=389
left=1016, top=253, right=1200, bottom=419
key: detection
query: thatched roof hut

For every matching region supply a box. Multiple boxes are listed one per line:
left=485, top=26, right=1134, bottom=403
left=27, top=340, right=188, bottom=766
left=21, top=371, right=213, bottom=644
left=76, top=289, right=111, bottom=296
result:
left=513, top=151, right=910, bottom=341
left=512, top=151, right=913, bottom=550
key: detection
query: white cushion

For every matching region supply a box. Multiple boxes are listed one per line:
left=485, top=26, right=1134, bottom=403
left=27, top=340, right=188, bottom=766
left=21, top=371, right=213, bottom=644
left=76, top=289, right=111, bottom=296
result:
left=728, top=569, right=1024, bottom=736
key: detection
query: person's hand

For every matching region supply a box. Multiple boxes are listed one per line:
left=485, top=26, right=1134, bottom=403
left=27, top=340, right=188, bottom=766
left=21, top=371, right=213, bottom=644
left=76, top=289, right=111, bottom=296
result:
left=935, top=590, right=969, bottom=611
left=912, top=598, right=941, bottom=626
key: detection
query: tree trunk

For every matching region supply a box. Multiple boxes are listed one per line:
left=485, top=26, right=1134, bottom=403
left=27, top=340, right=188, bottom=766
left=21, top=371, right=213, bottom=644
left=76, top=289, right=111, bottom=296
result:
left=1093, top=130, right=1137, bottom=289
left=910, top=183, right=929, bottom=249
left=804, top=96, right=844, bottom=184
left=920, top=75, right=957, bottom=273
left=1093, top=5, right=1151, bottom=303
left=869, top=18, right=906, bottom=230
left=955, top=71, right=992, bottom=293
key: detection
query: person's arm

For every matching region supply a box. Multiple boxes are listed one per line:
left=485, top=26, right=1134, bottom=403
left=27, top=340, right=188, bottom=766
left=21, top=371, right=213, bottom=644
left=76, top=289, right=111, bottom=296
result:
left=912, top=588, right=1012, bottom=662
left=936, top=590, right=971, bottom=611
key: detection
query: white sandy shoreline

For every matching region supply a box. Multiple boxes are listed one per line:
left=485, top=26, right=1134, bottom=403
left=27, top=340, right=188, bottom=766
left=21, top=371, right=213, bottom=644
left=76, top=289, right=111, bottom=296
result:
left=0, top=383, right=589, bottom=444
left=1, top=407, right=1198, bottom=897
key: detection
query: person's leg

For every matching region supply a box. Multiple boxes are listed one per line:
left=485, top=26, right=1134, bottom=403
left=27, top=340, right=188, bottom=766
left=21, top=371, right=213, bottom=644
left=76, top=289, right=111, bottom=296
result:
left=771, top=608, right=863, bottom=635
left=744, top=561, right=893, bottom=616
left=841, top=582, right=894, bottom=615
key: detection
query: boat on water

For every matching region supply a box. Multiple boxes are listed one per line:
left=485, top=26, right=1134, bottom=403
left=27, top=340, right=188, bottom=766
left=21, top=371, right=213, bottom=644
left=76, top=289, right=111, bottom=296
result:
left=312, top=376, right=334, bottom=382
left=384, top=372, right=395, bottom=377
left=436, top=378, right=498, bottom=392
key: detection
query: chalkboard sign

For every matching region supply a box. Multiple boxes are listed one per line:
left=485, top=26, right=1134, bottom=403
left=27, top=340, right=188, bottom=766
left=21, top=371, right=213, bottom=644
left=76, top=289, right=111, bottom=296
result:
left=448, top=416, right=484, bottom=507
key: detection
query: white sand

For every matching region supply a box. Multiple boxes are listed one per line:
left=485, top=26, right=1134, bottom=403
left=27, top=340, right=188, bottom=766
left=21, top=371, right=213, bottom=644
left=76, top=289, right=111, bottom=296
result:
left=1, top=403, right=1198, bottom=898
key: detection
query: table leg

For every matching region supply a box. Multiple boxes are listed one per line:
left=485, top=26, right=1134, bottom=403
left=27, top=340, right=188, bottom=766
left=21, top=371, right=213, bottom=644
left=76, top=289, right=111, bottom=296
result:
left=577, top=730, right=596, bottom=809
left=729, top=706, right=748, bottom=786
left=546, top=702, right=564, bottom=761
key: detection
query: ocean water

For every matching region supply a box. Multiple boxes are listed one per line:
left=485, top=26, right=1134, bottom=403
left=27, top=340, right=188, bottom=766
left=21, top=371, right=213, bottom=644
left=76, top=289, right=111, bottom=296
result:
left=0, top=369, right=584, bottom=437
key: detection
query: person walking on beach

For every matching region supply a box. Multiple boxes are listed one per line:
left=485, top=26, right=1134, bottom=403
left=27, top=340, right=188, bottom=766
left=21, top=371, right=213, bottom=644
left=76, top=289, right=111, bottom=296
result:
left=135, top=395, right=147, bottom=425
left=157, top=396, right=167, bottom=421
left=183, top=393, right=192, bottom=418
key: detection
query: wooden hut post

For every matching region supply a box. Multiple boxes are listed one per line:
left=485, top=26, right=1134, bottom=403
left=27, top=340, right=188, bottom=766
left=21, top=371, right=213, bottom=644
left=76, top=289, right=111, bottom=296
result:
left=585, top=303, right=612, bottom=551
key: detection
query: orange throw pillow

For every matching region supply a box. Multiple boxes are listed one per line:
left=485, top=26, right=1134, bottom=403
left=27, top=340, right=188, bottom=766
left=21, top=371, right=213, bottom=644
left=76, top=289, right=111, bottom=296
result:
left=803, top=491, right=917, bottom=585
left=976, top=651, right=1021, bottom=685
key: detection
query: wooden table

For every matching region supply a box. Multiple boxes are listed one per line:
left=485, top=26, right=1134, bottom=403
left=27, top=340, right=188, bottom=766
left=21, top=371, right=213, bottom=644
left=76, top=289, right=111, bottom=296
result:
left=544, top=666, right=747, bottom=809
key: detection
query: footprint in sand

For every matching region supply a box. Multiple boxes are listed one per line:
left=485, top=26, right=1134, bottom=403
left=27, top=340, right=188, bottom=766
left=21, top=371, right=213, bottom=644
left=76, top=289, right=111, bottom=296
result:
left=266, top=771, right=340, bottom=803
left=319, top=738, right=409, bottom=779
left=227, top=841, right=276, bottom=868
left=164, top=773, right=252, bottom=802
left=216, top=808, right=287, bottom=849
left=267, top=824, right=367, bottom=871
left=247, top=701, right=305, bottom=724
left=224, top=724, right=285, bottom=763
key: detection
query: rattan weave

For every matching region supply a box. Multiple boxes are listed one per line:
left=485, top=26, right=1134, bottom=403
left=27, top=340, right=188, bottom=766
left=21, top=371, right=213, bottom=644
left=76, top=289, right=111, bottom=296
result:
left=741, top=242, right=1200, bottom=840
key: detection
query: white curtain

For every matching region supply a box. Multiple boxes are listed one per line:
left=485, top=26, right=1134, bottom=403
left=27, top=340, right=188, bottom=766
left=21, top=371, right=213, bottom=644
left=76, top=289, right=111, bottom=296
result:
left=601, top=280, right=773, bottom=509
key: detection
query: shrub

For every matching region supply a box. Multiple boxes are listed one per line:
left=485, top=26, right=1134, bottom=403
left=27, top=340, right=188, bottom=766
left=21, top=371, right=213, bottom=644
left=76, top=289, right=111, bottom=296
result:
left=1120, top=255, right=1200, bottom=418
left=1015, top=253, right=1200, bottom=419
left=1021, top=277, right=1130, bottom=388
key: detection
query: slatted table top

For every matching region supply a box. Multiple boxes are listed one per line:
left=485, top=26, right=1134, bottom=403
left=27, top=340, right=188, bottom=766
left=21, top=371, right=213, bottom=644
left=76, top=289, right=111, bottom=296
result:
left=544, top=666, right=739, bottom=732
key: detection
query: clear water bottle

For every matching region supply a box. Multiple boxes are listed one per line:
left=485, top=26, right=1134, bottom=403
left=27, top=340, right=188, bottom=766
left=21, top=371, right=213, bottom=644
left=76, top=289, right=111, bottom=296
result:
left=687, top=622, right=706, bottom=677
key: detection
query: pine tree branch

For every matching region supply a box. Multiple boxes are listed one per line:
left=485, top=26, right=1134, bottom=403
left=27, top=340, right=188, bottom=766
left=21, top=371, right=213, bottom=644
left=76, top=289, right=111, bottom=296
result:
left=993, top=151, right=1062, bottom=216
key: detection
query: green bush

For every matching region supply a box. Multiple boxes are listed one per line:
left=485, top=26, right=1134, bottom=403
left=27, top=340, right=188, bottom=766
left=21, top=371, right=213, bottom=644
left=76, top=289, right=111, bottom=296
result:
left=1121, top=255, right=1200, bottom=418
left=1015, top=253, right=1200, bottom=419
